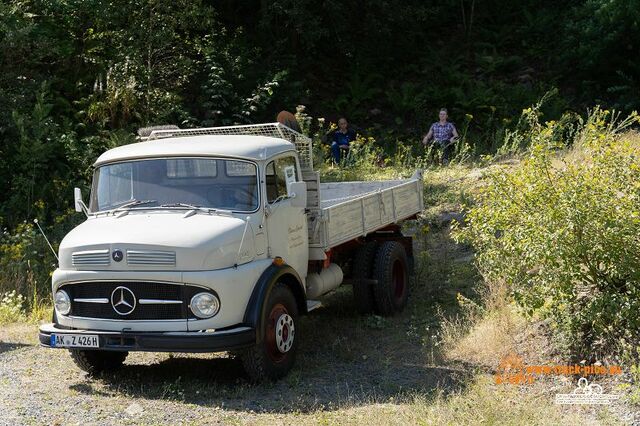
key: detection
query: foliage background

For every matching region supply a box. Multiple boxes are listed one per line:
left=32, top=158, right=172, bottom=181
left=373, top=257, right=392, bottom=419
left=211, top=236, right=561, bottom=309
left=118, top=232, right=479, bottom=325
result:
left=1, top=0, right=639, bottom=314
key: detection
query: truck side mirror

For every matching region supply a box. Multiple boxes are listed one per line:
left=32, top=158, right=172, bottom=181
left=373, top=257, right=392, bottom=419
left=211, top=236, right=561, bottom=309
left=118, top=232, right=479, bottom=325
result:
left=74, top=187, right=83, bottom=212
left=288, top=181, right=307, bottom=208
left=74, top=187, right=89, bottom=215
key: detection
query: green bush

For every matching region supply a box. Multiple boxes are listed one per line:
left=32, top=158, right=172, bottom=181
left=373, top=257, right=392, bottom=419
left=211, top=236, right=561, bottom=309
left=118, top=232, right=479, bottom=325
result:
left=454, top=108, right=640, bottom=358
left=0, top=290, right=26, bottom=324
left=0, top=221, right=57, bottom=308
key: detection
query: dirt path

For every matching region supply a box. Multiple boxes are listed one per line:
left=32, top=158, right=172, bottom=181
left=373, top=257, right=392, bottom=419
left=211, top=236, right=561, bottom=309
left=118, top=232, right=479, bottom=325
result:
left=0, top=205, right=476, bottom=425
left=0, top=290, right=471, bottom=425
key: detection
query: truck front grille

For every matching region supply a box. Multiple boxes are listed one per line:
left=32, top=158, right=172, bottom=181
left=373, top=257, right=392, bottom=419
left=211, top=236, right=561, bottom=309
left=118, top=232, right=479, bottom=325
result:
left=60, top=281, right=206, bottom=320
left=126, top=250, right=176, bottom=266
left=72, top=249, right=110, bottom=266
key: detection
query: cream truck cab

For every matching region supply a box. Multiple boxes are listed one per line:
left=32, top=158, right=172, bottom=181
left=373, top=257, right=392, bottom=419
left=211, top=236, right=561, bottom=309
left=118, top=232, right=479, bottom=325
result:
left=38, top=123, right=424, bottom=381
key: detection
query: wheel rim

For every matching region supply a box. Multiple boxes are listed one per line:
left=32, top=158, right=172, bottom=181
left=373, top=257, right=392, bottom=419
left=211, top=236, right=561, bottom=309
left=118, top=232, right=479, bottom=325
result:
left=265, top=303, right=295, bottom=363
left=275, top=313, right=295, bottom=353
left=392, top=259, right=407, bottom=302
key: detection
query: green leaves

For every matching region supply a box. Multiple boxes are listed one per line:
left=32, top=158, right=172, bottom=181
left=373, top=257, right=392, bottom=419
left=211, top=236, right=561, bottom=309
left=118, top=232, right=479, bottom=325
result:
left=454, top=108, right=640, bottom=356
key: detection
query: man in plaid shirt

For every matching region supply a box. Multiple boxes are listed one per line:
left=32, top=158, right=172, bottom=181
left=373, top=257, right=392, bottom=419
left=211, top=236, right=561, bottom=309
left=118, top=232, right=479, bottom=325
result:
left=422, top=108, right=459, bottom=165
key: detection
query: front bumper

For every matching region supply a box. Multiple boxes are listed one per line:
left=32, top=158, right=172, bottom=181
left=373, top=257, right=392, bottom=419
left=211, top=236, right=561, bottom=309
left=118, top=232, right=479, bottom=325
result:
left=38, top=323, right=255, bottom=353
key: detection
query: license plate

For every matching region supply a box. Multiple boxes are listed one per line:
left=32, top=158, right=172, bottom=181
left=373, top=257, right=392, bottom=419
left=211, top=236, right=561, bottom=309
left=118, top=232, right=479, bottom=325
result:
left=51, top=333, right=99, bottom=348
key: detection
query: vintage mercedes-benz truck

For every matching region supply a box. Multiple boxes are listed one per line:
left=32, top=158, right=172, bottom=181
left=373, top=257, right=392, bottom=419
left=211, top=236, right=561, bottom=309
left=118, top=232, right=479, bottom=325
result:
left=38, top=123, right=424, bottom=381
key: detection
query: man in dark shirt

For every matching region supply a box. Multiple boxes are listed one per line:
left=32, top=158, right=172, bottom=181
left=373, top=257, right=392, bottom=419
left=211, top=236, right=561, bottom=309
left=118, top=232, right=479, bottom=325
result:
left=331, top=118, right=357, bottom=164
left=422, top=108, right=459, bottom=165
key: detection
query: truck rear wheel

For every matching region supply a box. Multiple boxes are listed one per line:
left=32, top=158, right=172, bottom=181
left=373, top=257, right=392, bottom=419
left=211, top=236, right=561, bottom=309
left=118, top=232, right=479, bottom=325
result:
left=69, top=349, right=128, bottom=375
left=241, top=282, right=299, bottom=382
left=372, top=241, right=409, bottom=315
left=352, top=241, right=378, bottom=314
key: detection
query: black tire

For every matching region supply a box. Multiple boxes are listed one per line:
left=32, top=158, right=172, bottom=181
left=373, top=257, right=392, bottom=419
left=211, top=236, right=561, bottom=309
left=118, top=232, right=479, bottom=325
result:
left=407, top=254, right=415, bottom=275
left=352, top=241, right=378, bottom=314
left=69, top=349, right=128, bottom=375
left=372, top=241, right=409, bottom=316
left=241, top=282, right=299, bottom=382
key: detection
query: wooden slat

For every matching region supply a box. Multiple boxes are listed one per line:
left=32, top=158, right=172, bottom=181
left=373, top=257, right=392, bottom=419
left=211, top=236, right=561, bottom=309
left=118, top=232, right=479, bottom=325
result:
left=302, top=170, right=321, bottom=208
left=317, top=177, right=423, bottom=250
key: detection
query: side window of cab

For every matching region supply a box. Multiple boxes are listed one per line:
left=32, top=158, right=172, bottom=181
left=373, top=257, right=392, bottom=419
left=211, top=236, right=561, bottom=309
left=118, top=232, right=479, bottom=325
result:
left=265, top=156, right=298, bottom=203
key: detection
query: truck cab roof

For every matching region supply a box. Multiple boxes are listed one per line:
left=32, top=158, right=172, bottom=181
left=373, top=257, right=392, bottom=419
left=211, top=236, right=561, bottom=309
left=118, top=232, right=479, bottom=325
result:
left=94, top=135, right=296, bottom=166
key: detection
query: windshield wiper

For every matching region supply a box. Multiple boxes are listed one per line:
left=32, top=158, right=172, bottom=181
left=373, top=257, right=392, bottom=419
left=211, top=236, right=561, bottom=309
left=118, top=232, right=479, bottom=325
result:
left=160, top=202, right=218, bottom=213
left=160, top=202, right=206, bottom=209
left=114, top=199, right=157, bottom=210
left=159, top=203, right=230, bottom=216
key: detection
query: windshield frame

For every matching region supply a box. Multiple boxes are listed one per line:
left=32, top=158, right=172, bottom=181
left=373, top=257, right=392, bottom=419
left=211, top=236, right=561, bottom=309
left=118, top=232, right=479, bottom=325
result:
left=89, top=156, right=262, bottom=214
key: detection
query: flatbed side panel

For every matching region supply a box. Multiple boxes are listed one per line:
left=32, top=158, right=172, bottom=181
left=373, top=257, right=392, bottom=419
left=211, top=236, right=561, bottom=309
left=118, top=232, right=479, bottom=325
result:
left=392, top=180, right=423, bottom=221
left=362, top=194, right=383, bottom=230
left=317, top=177, right=423, bottom=250
left=325, top=200, right=365, bottom=245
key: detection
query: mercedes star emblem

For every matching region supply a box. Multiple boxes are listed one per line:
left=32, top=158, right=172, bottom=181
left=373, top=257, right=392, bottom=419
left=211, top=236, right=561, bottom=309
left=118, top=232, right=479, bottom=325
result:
left=110, top=286, right=136, bottom=315
left=112, top=249, right=124, bottom=262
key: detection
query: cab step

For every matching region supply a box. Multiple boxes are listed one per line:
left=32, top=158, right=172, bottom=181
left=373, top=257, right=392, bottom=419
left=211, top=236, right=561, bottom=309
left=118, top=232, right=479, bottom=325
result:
left=306, top=300, right=322, bottom=312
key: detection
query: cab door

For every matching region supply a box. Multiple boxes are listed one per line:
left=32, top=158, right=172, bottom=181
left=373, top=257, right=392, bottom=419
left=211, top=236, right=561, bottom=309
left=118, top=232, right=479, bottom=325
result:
left=264, top=154, right=308, bottom=279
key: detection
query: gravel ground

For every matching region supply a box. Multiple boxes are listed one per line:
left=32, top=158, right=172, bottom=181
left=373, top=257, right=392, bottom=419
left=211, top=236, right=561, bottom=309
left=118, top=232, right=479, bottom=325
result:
left=3, top=296, right=633, bottom=426
left=0, top=286, right=471, bottom=425
left=0, top=203, right=478, bottom=425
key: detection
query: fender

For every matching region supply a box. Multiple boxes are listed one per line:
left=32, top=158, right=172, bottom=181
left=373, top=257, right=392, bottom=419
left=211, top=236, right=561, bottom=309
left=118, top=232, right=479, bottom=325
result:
left=242, top=263, right=306, bottom=342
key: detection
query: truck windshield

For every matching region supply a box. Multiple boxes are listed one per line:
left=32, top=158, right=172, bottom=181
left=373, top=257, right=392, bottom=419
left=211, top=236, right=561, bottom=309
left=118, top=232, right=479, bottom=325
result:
left=89, top=158, right=259, bottom=213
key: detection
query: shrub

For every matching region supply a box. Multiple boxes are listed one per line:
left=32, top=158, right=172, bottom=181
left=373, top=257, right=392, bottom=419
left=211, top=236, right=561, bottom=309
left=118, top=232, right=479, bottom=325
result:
left=0, top=218, right=67, bottom=311
left=454, top=108, right=640, bottom=358
left=0, top=291, right=26, bottom=324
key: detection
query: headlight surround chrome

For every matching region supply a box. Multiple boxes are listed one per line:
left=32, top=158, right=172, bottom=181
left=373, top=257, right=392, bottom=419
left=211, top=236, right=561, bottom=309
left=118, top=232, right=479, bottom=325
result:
left=54, top=290, right=71, bottom=315
left=190, top=292, right=220, bottom=319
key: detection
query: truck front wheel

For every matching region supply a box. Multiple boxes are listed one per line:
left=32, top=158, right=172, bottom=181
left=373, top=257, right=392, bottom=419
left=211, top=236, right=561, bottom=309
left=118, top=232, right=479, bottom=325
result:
left=241, top=282, right=299, bottom=382
left=69, top=349, right=128, bottom=375
left=372, top=241, right=409, bottom=315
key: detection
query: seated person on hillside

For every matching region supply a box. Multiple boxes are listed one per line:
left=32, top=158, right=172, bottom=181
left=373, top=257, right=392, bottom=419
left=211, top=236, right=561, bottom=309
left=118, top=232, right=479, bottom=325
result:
left=330, top=117, right=357, bottom=164
left=422, top=108, right=459, bottom=165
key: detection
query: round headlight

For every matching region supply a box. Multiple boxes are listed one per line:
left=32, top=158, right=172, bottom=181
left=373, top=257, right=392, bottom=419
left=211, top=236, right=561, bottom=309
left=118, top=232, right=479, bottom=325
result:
left=190, top=292, right=220, bottom=319
left=55, top=290, right=71, bottom=315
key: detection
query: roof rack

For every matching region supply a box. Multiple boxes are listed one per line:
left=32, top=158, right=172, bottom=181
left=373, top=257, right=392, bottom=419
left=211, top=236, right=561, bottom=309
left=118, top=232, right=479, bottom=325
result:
left=147, top=123, right=313, bottom=171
